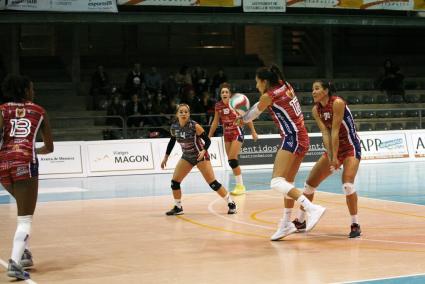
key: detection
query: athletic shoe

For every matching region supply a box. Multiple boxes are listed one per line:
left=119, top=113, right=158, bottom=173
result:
left=166, top=206, right=184, bottom=216
left=20, top=249, right=33, bottom=268
left=7, top=259, right=30, bottom=280
left=270, top=220, right=297, bottom=241
left=349, top=223, right=361, bottom=238
left=228, top=202, right=237, bottom=214
left=292, top=218, right=306, bottom=232
left=305, top=205, right=326, bottom=232
left=231, top=184, right=246, bottom=196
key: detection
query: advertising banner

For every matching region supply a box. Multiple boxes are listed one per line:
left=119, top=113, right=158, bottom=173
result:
left=38, top=143, right=84, bottom=176
left=243, top=0, right=285, bottom=12
left=158, top=138, right=224, bottom=170
left=118, top=0, right=241, bottom=6
left=7, top=0, right=118, bottom=12
left=359, top=132, right=409, bottom=160
left=409, top=132, right=425, bottom=158
left=286, top=0, right=421, bottom=10
left=87, top=142, right=154, bottom=173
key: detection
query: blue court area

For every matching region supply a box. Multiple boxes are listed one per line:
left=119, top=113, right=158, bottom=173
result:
left=1, top=161, right=425, bottom=283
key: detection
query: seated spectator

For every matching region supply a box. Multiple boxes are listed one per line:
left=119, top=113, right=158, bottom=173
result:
left=211, top=68, right=227, bottom=99
left=200, top=91, right=215, bottom=125
left=192, top=66, right=209, bottom=97
left=125, top=63, right=144, bottom=99
left=145, top=67, right=162, bottom=94
left=175, top=65, right=192, bottom=95
left=125, top=94, right=145, bottom=128
left=162, top=74, right=179, bottom=100
left=90, top=65, right=111, bottom=110
left=379, top=59, right=405, bottom=100
left=104, top=94, right=125, bottom=140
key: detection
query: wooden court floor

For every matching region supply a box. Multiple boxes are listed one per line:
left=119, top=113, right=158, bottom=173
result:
left=1, top=190, right=425, bottom=283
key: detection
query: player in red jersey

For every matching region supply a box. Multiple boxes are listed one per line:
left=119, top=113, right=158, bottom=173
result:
left=292, top=81, right=362, bottom=238
left=237, top=65, right=326, bottom=241
left=1, top=75, right=53, bottom=280
left=208, top=83, right=258, bottom=196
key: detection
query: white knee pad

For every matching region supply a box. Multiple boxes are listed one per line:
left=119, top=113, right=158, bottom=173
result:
left=343, top=183, right=356, bottom=195
left=270, top=177, right=294, bottom=196
left=303, top=183, right=316, bottom=195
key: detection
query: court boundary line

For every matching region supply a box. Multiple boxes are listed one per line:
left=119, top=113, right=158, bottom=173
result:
left=331, top=272, right=425, bottom=283
left=0, top=258, right=37, bottom=284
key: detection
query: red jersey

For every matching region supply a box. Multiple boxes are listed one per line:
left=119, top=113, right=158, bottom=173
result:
left=215, top=100, right=243, bottom=142
left=0, top=101, right=46, bottom=163
left=316, top=96, right=361, bottom=161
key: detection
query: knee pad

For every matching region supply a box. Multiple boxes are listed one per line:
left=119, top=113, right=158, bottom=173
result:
left=209, top=180, right=222, bottom=191
left=171, top=180, right=181, bottom=190
left=343, top=183, right=356, bottom=195
left=228, top=159, right=239, bottom=169
left=303, top=183, right=316, bottom=195
left=270, top=177, right=294, bottom=196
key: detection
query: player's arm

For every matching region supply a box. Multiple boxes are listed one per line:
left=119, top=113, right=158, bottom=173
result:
left=330, top=99, right=345, bottom=164
left=208, top=111, right=220, bottom=138
left=161, top=130, right=176, bottom=169
left=241, top=93, right=272, bottom=123
left=37, top=113, right=54, bottom=155
left=195, top=123, right=211, bottom=161
left=312, top=106, right=332, bottom=160
left=247, top=121, right=258, bottom=142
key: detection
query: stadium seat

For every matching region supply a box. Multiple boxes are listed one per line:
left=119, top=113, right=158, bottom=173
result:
left=375, top=123, right=389, bottom=131
left=377, top=95, right=389, bottom=104
left=406, top=110, right=419, bottom=117
left=347, top=96, right=361, bottom=105
left=405, top=95, right=420, bottom=103
left=390, top=110, right=405, bottom=118
left=376, top=110, right=390, bottom=118
left=405, top=122, right=420, bottom=129
left=390, top=123, right=404, bottom=130
left=359, top=123, right=374, bottom=131
left=351, top=111, right=361, bottom=119
left=301, top=96, right=314, bottom=106
left=404, top=81, right=418, bottom=90
left=362, top=96, right=375, bottom=104
left=304, top=112, right=312, bottom=120
left=390, top=95, right=405, bottom=104
left=310, top=124, right=320, bottom=133
left=361, top=111, right=376, bottom=119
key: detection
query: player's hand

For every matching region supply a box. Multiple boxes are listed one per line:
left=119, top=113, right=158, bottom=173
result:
left=252, top=131, right=258, bottom=142
left=235, top=116, right=244, bottom=127
left=161, top=157, right=168, bottom=169
left=329, top=159, right=340, bottom=173
left=197, top=150, right=206, bottom=161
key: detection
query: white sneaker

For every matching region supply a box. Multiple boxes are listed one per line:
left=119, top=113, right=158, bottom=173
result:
left=270, top=220, right=297, bottom=241
left=305, top=205, right=326, bottom=232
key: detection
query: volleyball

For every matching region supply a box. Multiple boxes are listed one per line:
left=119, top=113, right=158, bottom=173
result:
left=229, top=93, right=250, bottom=115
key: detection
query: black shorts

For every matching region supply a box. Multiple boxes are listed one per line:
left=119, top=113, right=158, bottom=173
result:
left=182, top=154, right=210, bottom=166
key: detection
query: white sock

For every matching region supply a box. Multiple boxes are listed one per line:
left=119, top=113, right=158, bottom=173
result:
left=11, top=215, right=32, bottom=263
left=224, top=193, right=233, bottom=204
left=175, top=199, right=182, bottom=208
left=297, top=195, right=313, bottom=211
left=235, top=175, right=243, bottom=185
left=297, top=210, right=306, bottom=223
left=283, top=208, right=292, bottom=223
left=351, top=215, right=358, bottom=224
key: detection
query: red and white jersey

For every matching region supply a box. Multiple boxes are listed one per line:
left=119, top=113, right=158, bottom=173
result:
left=266, top=83, right=308, bottom=140
left=0, top=101, right=45, bottom=163
left=215, top=100, right=242, bottom=136
left=316, top=96, right=361, bottom=156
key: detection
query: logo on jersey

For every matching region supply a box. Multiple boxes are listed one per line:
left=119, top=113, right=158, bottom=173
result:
left=223, top=108, right=230, bottom=115
left=10, top=118, right=32, bottom=138
left=16, top=166, right=29, bottom=177
left=16, top=108, right=26, bottom=118
left=323, top=112, right=331, bottom=120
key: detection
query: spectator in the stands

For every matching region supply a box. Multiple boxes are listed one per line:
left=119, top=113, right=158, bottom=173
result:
left=175, top=65, right=192, bottom=95
left=379, top=59, right=405, bottom=100
left=192, top=66, right=209, bottom=97
left=200, top=91, right=215, bottom=125
left=90, top=65, right=111, bottom=110
left=162, top=74, right=179, bottom=102
left=104, top=94, right=125, bottom=140
left=211, top=68, right=228, bottom=99
left=125, top=94, right=145, bottom=128
left=145, top=67, right=162, bottom=94
left=125, top=63, right=144, bottom=99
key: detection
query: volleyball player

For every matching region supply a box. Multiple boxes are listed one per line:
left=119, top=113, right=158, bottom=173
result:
left=1, top=75, right=54, bottom=279
left=208, top=83, right=258, bottom=195
left=161, top=103, right=237, bottom=215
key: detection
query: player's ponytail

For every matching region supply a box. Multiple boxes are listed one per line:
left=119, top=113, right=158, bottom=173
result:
left=256, top=64, right=285, bottom=89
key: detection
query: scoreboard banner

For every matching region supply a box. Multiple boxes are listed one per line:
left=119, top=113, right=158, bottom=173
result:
left=6, top=0, right=118, bottom=12
left=118, top=0, right=241, bottom=7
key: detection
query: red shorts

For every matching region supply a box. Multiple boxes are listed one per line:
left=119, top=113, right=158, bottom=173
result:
left=223, top=127, right=244, bottom=143
left=0, top=160, right=39, bottom=186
